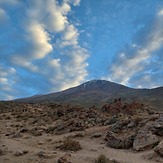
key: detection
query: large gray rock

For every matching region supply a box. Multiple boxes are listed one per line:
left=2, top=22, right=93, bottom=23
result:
left=154, top=141, right=163, bottom=157
left=105, top=131, right=135, bottom=149
left=151, top=115, right=163, bottom=136
left=152, top=125, right=163, bottom=136
left=133, top=131, right=159, bottom=151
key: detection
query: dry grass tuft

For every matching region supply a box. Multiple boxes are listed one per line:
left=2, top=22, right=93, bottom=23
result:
left=59, top=138, right=82, bottom=151
left=95, top=154, right=119, bottom=163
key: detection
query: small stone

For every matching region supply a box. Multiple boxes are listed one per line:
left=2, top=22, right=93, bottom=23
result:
left=11, top=132, right=22, bottom=138
left=3, top=157, right=10, bottom=160
left=46, top=138, right=52, bottom=142
left=91, top=133, right=102, bottom=138
left=127, top=121, right=136, bottom=128
left=37, top=150, right=45, bottom=157
left=90, top=148, right=97, bottom=151
left=38, top=141, right=43, bottom=145
left=14, top=150, right=23, bottom=156
left=73, top=132, right=85, bottom=137
left=23, top=150, right=29, bottom=154
left=57, top=154, right=72, bottom=163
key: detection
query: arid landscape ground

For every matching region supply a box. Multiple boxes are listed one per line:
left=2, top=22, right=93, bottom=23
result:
left=0, top=100, right=163, bottom=163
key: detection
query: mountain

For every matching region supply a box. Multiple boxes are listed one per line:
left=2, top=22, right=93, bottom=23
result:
left=15, top=80, right=163, bottom=111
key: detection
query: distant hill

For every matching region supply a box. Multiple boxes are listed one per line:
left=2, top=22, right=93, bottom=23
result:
left=15, top=80, right=163, bottom=111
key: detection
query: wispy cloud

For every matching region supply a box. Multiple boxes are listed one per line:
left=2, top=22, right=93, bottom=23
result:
left=0, top=8, right=9, bottom=24
left=107, top=8, right=163, bottom=88
left=0, top=65, right=16, bottom=99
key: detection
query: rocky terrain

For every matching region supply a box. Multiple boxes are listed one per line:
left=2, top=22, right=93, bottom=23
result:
left=0, top=100, right=163, bottom=163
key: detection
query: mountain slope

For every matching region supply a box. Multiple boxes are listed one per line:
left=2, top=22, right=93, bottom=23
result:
left=15, top=80, right=131, bottom=104
left=15, top=80, right=163, bottom=111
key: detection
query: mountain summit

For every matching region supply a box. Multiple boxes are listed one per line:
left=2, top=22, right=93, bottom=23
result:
left=15, top=80, right=163, bottom=111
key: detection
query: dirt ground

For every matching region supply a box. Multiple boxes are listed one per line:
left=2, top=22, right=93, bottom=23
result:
left=0, top=122, right=158, bottom=163
left=0, top=102, right=162, bottom=163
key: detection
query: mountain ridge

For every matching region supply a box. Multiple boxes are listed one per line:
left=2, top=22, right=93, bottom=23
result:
left=14, top=80, right=163, bottom=111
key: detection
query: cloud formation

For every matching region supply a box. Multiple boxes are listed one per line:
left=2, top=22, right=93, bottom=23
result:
left=108, top=8, right=163, bottom=88
left=0, top=0, right=89, bottom=99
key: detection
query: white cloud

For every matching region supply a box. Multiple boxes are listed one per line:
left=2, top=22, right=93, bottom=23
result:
left=49, top=59, right=61, bottom=68
left=0, top=66, right=16, bottom=76
left=0, top=0, right=89, bottom=99
left=26, top=0, right=70, bottom=33
left=0, top=77, right=8, bottom=84
left=158, top=9, right=163, bottom=16
left=63, top=24, right=78, bottom=41
left=108, top=8, right=163, bottom=88
left=0, top=8, right=5, bottom=17
left=12, top=57, right=39, bottom=72
left=64, top=0, right=81, bottom=6
left=60, top=24, right=79, bottom=47
left=26, top=22, right=53, bottom=59
left=45, top=7, right=67, bottom=32
left=61, top=3, right=71, bottom=13
left=26, top=0, right=88, bottom=92
left=0, top=65, right=17, bottom=99
left=0, top=8, right=8, bottom=23
left=72, top=0, right=81, bottom=6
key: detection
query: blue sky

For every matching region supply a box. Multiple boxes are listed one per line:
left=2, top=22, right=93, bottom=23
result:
left=0, top=0, right=163, bottom=100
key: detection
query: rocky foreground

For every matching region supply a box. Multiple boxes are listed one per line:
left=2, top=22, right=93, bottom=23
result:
left=0, top=100, right=163, bottom=163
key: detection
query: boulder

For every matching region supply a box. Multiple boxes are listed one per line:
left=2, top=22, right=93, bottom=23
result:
left=110, top=120, right=130, bottom=133
left=151, top=116, right=163, bottom=136
left=152, top=125, right=163, bottom=136
left=111, top=122, right=124, bottom=133
left=105, top=131, right=135, bottom=149
left=154, top=141, right=163, bottom=157
left=133, top=131, right=159, bottom=151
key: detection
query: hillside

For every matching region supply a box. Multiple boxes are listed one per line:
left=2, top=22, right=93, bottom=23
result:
left=15, top=80, right=163, bottom=111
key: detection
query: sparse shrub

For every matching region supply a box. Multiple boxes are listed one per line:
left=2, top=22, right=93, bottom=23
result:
left=133, top=116, right=143, bottom=125
left=95, top=154, right=109, bottom=163
left=59, top=138, right=82, bottom=151
left=95, top=154, right=119, bottom=163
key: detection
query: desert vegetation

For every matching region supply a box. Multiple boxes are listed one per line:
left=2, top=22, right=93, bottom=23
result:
left=59, top=138, right=82, bottom=151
